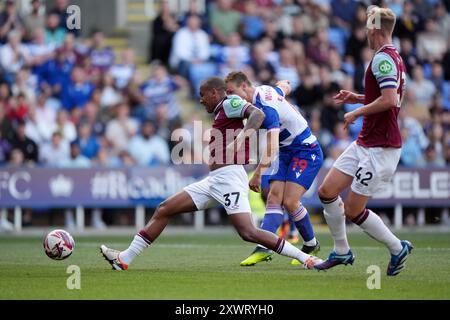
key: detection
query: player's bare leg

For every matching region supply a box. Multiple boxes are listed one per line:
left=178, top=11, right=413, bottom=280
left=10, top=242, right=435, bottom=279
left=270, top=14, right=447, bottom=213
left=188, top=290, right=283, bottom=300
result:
left=240, top=181, right=285, bottom=266
left=344, top=190, right=413, bottom=276
left=229, top=212, right=321, bottom=268
left=317, top=168, right=353, bottom=256
left=101, top=191, right=197, bottom=270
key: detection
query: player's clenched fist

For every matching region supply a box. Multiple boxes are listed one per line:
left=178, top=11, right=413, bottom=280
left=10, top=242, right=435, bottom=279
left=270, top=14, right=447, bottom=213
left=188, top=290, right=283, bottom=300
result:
left=249, top=172, right=262, bottom=193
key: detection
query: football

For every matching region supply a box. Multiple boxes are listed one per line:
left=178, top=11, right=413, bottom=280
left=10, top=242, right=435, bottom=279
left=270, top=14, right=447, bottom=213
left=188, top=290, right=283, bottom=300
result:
left=43, top=230, right=75, bottom=260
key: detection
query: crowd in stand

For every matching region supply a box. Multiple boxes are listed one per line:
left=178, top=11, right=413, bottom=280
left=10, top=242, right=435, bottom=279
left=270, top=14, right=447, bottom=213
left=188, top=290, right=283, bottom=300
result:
left=0, top=0, right=449, bottom=172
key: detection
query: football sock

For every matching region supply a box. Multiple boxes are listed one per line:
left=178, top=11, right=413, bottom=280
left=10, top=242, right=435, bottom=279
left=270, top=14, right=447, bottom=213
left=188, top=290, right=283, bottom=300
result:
left=320, top=196, right=350, bottom=255
left=288, top=217, right=298, bottom=237
left=120, top=230, right=152, bottom=265
left=289, top=204, right=317, bottom=246
left=257, top=205, right=284, bottom=249
left=352, top=209, right=402, bottom=255
left=274, top=237, right=311, bottom=263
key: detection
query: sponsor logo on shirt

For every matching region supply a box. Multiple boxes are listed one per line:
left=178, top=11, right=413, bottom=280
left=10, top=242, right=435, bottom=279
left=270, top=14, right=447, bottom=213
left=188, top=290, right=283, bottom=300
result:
left=379, top=60, right=393, bottom=75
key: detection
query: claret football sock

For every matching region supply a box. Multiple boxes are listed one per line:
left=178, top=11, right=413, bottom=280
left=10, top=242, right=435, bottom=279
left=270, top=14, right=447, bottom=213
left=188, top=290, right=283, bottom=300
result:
left=320, top=196, right=350, bottom=255
left=119, top=230, right=152, bottom=265
left=353, top=209, right=403, bottom=255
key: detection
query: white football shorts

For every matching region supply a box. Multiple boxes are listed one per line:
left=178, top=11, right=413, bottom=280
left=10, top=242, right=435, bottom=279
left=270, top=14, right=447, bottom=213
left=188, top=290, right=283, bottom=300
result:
left=184, top=165, right=251, bottom=215
left=333, top=141, right=401, bottom=197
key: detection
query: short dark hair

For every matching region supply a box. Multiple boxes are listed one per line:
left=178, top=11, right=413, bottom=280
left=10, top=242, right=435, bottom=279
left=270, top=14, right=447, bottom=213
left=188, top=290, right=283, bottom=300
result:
left=200, top=77, right=226, bottom=92
left=224, top=71, right=251, bottom=86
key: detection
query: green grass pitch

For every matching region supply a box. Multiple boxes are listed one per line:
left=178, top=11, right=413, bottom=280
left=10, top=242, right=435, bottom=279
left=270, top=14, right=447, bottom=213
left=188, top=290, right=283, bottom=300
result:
left=1, top=230, right=449, bottom=299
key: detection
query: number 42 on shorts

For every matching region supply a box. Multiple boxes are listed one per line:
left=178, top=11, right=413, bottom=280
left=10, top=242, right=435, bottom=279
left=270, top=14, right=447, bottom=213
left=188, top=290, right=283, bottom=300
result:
left=355, top=167, right=373, bottom=186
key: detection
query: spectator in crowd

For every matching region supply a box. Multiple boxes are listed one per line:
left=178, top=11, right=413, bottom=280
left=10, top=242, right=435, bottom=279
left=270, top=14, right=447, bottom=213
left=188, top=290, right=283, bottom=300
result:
left=0, top=31, right=30, bottom=85
left=306, top=27, right=335, bottom=65
left=25, top=105, right=53, bottom=146
left=10, top=120, right=39, bottom=164
left=0, top=98, right=13, bottom=141
left=24, top=0, right=46, bottom=42
left=353, top=46, right=371, bottom=93
left=55, top=109, right=77, bottom=144
left=7, top=93, right=28, bottom=123
left=330, top=0, right=358, bottom=31
left=80, top=100, right=105, bottom=137
left=110, top=48, right=136, bottom=90
left=128, top=120, right=170, bottom=167
left=105, top=102, right=138, bottom=155
left=394, top=0, right=423, bottom=44
left=209, top=0, right=242, bottom=44
left=426, top=122, right=446, bottom=167
left=249, top=42, right=275, bottom=85
left=140, top=63, right=184, bottom=122
left=88, top=29, right=115, bottom=74
left=430, top=61, right=445, bottom=92
left=0, top=127, right=11, bottom=165
left=49, top=0, right=78, bottom=35
left=416, top=19, right=447, bottom=62
left=400, top=37, right=419, bottom=74
left=61, top=66, right=95, bottom=113
left=0, top=0, right=25, bottom=44
left=287, top=14, right=309, bottom=46
left=8, top=148, right=25, bottom=167
left=59, top=141, right=90, bottom=168
left=300, top=2, right=329, bottom=36
left=169, top=14, right=213, bottom=90
left=99, top=72, right=122, bottom=109
left=38, top=47, right=75, bottom=99
left=75, top=121, right=100, bottom=160
left=345, top=24, right=367, bottom=65
left=400, top=127, right=426, bottom=167
left=241, top=0, right=265, bottom=42
left=149, top=0, right=179, bottom=65
left=218, top=33, right=251, bottom=77
left=293, top=71, right=322, bottom=116
left=45, top=12, right=66, bottom=48
left=28, top=28, right=55, bottom=70
left=179, top=0, right=210, bottom=32
left=12, top=67, right=37, bottom=102
left=39, top=131, right=69, bottom=166
left=274, top=47, right=300, bottom=90
left=434, top=1, right=450, bottom=38
left=408, top=65, right=437, bottom=106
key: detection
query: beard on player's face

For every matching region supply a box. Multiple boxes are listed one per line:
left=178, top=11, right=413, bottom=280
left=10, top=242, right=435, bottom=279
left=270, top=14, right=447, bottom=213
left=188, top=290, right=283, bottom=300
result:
left=201, top=89, right=223, bottom=113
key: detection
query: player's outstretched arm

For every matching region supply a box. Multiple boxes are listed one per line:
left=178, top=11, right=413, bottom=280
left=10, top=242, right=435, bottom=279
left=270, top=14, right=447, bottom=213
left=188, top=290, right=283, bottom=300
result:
left=333, top=90, right=365, bottom=105
left=343, top=88, right=398, bottom=130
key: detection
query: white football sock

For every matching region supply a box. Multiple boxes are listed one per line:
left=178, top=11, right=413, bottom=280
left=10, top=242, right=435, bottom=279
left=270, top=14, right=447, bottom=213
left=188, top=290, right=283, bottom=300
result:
left=322, top=196, right=350, bottom=255
left=304, top=238, right=317, bottom=247
left=358, top=210, right=402, bottom=255
left=275, top=238, right=311, bottom=263
left=120, top=234, right=151, bottom=265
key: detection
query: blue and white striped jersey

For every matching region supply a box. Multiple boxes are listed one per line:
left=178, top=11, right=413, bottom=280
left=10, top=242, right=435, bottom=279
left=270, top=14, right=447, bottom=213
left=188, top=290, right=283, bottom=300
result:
left=252, top=85, right=317, bottom=151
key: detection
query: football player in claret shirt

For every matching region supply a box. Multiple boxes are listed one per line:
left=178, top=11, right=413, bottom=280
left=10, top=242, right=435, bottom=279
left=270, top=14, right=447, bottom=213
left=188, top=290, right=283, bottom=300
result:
left=314, top=6, right=413, bottom=276
left=225, top=72, right=323, bottom=267
left=100, top=77, right=323, bottom=271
